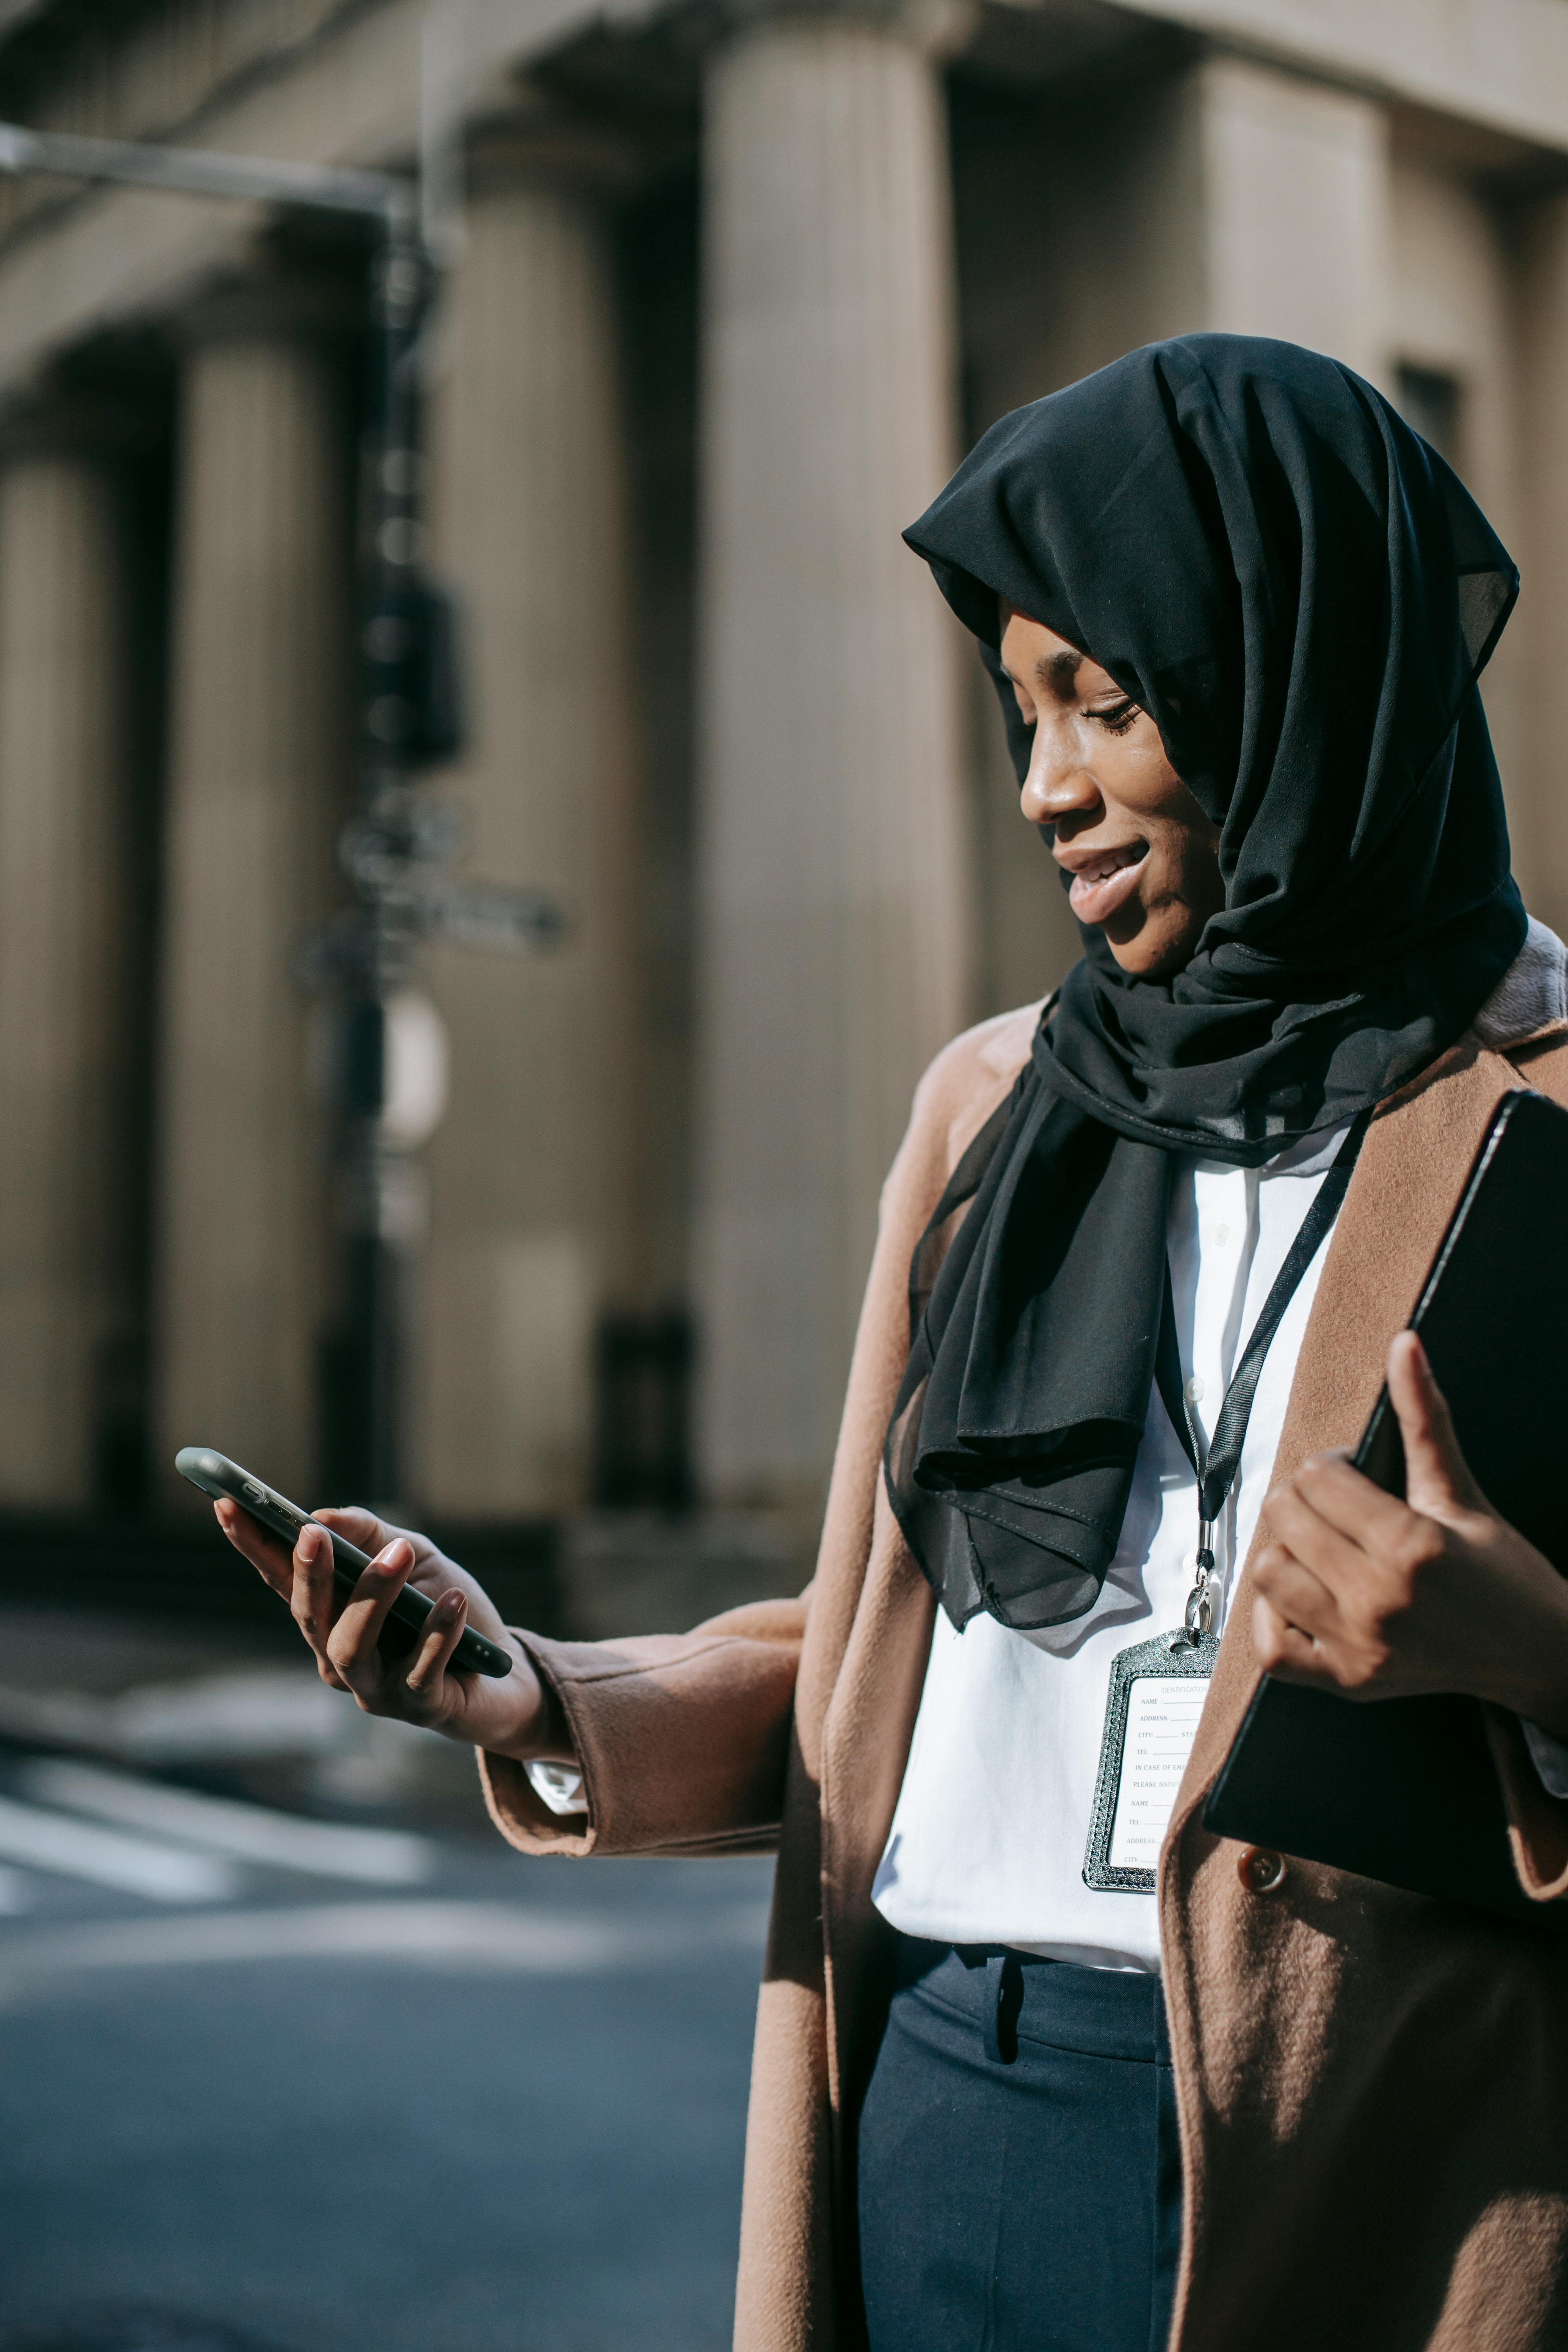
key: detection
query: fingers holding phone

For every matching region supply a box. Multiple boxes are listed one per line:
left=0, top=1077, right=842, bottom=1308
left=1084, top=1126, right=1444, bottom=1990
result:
left=301, top=1523, right=534, bottom=1743
left=214, top=1497, right=349, bottom=1689
left=214, top=1493, right=293, bottom=1597
left=197, top=1454, right=554, bottom=1753
left=313, top=1526, right=428, bottom=1704
left=310, top=1505, right=513, bottom=1647
left=220, top=1499, right=548, bottom=1744
left=214, top=1495, right=482, bottom=1707
left=294, top=1515, right=354, bottom=1679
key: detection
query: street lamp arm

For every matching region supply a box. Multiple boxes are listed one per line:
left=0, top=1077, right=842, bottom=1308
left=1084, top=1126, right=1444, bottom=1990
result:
left=0, top=119, right=416, bottom=230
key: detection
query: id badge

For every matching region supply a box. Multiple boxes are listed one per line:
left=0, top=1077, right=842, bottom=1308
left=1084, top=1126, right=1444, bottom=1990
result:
left=1082, top=1630, right=1218, bottom=1893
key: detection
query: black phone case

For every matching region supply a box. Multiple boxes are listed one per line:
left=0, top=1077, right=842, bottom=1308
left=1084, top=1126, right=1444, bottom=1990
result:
left=1203, top=1087, right=1568, bottom=1932
left=174, top=1448, right=513, bottom=1679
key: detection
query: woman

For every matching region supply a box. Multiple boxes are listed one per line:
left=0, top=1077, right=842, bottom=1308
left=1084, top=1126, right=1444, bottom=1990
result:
left=221, top=336, right=1568, bottom=2352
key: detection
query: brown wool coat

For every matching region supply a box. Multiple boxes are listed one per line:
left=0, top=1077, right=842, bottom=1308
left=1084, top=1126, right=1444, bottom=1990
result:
left=481, top=1000, right=1568, bottom=2352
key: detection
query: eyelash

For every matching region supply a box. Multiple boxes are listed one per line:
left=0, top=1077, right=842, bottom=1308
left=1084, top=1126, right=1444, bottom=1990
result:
left=1009, top=686, right=1142, bottom=736
left=1088, top=699, right=1140, bottom=736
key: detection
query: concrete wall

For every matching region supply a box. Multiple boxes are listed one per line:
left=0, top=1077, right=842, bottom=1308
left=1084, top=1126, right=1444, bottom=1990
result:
left=1388, top=149, right=1528, bottom=889
left=5, top=0, right=1568, bottom=1518
left=1512, top=191, right=1568, bottom=941
left=414, top=161, right=642, bottom=1519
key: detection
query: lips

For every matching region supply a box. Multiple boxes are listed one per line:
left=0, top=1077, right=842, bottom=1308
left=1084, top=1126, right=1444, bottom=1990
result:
left=1059, top=840, right=1149, bottom=926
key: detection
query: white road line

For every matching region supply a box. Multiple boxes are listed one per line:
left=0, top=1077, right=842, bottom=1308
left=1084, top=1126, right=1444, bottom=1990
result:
left=0, top=1898, right=773, bottom=1993
left=0, top=1795, right=236, bottom=1904
left=23, top=1760, right=435, bottom=1887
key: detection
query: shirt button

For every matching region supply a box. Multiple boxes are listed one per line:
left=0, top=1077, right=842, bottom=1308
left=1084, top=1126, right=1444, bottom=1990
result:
left=1214, top=1222, right=1231, bottom=1245
left=1238, top=1846, right=1288, bottom=1895
left=1185, top=1375, right=1204, bottom=1403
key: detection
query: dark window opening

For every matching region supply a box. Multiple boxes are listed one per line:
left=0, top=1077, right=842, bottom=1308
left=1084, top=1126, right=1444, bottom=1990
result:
left=1396, top=363, right=1463, bottom=473
left=593, top=1312, right=694, bottom=1512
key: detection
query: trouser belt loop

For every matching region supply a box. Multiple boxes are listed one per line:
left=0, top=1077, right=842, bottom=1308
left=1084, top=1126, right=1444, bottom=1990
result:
left=983, top=1951, right=1020, bottom=2064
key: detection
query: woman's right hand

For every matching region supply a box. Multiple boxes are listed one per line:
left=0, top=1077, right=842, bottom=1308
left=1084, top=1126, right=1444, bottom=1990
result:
left=214, top=1500, right=570, bottom=1762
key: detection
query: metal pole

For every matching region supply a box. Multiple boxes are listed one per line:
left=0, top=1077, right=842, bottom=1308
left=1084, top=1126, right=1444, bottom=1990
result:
left=0, top=120, right=560, bottom=1508
left=340, top=216, right=432, bottom=1502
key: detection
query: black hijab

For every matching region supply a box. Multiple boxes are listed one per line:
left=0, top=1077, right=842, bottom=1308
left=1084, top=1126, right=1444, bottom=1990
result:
left=885, top=334, right=1526, bottom=1633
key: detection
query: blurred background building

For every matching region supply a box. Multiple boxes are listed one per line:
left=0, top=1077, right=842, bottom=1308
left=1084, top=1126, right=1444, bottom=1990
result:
left=1, top=0, right=1566, bottom=1578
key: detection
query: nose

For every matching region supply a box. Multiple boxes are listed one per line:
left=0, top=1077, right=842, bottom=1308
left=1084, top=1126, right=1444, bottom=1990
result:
left=1020, top=713, right=1103, bottom=831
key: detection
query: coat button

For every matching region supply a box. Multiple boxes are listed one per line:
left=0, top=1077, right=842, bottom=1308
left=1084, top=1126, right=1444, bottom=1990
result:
left=1238, top=1845, right=1287, bottom=1894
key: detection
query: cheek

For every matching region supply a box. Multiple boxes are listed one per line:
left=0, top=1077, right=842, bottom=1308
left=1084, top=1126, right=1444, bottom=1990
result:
left=1096, top=734, right=1182, bottom=814
left=1138, top=838, right=1220, bottom=933
left=1103, top=749, right=1220, bottom=892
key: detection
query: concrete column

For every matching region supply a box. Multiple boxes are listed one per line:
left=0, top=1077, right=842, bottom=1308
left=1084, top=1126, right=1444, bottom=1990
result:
left=1387, top=155, right=1524, bottom=864
left=960, top=57, right=1396, bottom=1029
left=963, top=56, right=1394, bottom=431
left=1191, top=55, right=1393, bottom=388
left=693, top=14, right=971, bottom=1507
left=415, top=123, right=642, bottom=1518
left=1508, top=193, right=1568, bottom=938
left=154, top=289, right=348, bottom=1500
left=0, top=441, right=135, bottom=1502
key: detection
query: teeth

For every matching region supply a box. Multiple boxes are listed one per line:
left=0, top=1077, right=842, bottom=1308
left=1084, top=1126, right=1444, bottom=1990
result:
left=1079, top=846, right=1143, bottom=884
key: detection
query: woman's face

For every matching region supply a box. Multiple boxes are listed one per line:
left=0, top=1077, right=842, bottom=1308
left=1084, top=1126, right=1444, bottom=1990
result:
left=999, top=605, right=1224, bottom=979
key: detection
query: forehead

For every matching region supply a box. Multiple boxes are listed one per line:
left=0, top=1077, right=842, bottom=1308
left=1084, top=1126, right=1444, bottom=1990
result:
left=998, top=603, right=1117, bottom=693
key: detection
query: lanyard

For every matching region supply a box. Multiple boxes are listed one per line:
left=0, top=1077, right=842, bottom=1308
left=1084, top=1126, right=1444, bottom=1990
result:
left=1154, top=1110, right=1370, bottom=1647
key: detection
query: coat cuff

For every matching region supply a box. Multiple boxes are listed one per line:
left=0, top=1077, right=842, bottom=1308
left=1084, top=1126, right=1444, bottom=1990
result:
left=1484, top=1705, right=1568, bottom=1902
left=478, top=1634, right=598, bottom=1856
left=477, top=1605, right=804, bottom=1860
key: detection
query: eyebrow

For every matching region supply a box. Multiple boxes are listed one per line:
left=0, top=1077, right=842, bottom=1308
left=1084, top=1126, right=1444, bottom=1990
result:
left=1035, top=649, right=1082, bottom=697
left=999, top=648, right=1085, bottom=693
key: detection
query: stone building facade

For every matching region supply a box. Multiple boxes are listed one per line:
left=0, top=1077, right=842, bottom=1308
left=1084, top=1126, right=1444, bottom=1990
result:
left=1, top=0, right=1566, bottom=1530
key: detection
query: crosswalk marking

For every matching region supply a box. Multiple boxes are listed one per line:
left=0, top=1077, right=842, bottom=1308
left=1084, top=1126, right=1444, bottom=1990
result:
left=0, top=1898, right=775, bottom=1988
left=0, top=1794, right=236, bottom=1903
left=23, top=1760, right=435, bottom=1887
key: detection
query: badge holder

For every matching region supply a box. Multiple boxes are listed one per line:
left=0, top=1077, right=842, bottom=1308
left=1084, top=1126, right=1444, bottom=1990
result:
left=1083, top=1550, right=1220, bottom=1894
left=1081, top=1112, right=1370, bottom=1897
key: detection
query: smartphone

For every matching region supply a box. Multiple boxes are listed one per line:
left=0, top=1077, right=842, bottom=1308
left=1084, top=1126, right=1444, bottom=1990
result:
left=175, top=1447, right=513, bottom=1679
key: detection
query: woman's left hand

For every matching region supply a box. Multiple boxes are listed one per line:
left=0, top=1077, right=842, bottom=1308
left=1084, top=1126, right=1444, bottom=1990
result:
left=1252, top=1330, right=1568, bottom=1738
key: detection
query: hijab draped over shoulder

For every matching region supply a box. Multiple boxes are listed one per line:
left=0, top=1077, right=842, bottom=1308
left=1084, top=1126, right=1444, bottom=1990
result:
left=885, top=333, right=1526, bottom=1633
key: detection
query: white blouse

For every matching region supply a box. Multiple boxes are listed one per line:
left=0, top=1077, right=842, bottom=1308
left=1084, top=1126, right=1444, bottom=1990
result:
left=871, top=1121, right=1348, bottom=1973
left=871, top=920, right=1568, bottom=1973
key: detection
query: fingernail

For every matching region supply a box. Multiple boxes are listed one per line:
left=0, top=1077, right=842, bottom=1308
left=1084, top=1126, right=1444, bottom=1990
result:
left=375, top=1540, right=407, bottom=1570
left=439, top=1588, right=464, bottom=1616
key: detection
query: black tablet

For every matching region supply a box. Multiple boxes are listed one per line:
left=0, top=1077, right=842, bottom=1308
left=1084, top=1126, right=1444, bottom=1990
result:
left=1204, top=1088, right=1568, bottom=1929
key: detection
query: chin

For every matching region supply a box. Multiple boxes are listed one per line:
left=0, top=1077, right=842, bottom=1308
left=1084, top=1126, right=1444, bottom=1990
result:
left=1104, top=919, right=1194, bottom=980
left=1101, top=880, right=1210, bottom=978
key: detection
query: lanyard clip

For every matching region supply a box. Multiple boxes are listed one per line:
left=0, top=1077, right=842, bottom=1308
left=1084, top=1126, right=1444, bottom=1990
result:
left=1183, top=1517, right=1219, bottom=1640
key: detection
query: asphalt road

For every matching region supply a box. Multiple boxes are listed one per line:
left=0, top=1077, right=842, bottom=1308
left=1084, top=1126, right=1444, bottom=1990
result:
left=0, top=1609, right=773, bottom=2352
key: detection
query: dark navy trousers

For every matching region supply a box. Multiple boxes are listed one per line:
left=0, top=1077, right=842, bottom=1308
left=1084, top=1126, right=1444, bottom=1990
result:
left=856, top=1936, right=1183, bottom=2352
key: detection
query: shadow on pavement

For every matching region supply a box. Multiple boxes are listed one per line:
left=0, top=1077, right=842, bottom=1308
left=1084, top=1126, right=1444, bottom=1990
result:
left=0, top=2313, right=297, bottom=2352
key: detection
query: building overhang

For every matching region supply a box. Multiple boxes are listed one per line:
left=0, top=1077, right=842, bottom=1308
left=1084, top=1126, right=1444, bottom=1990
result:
left=3, top=0, right=1568, bottom=401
